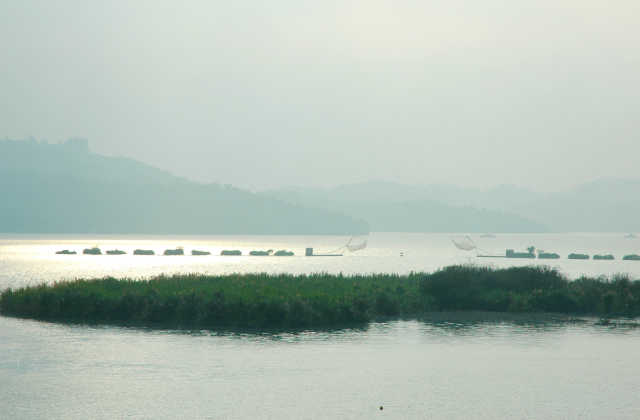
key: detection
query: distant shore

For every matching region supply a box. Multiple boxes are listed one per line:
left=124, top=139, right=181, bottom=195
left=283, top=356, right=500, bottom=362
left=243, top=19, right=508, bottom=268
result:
left=1, top=266, right=639, bottom=330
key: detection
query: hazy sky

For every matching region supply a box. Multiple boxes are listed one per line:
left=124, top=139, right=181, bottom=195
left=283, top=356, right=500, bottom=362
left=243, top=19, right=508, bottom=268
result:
left=2, top=1, right=639, bottom=191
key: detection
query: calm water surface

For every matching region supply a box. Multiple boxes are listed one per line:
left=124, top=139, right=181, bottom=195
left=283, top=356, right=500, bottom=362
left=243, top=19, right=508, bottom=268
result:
left=1, top=317, right=639, bottom=419
left=1, top=233, right=640, bottom=419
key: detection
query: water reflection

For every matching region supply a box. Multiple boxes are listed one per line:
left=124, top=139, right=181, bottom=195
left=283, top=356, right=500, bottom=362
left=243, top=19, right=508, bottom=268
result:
left=417, top=312, right=582, bottom=333
left=4, top=309, right=640, bottom=346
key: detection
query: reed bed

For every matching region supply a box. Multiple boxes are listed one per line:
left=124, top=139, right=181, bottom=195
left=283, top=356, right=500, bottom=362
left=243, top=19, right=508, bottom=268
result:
left=1, top=266, right=639, bottom=329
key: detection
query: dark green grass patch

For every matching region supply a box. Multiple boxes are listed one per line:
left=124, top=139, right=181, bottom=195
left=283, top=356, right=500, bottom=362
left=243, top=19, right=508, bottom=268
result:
left=2, top=266, right=639, bottom=330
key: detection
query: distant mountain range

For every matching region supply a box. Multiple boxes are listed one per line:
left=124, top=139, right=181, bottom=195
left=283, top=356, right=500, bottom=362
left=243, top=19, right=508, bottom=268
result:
left=3, top=139, right=637, bottom=234
left=264, top=179, right=640, bottom=233
left=263, top=182, right=547, bottom=233
left=0, top=139, right=368, bottom=234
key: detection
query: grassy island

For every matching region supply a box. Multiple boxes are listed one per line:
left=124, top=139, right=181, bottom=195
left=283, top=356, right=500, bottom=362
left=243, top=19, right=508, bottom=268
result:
left=1, top=266, right=639, bottom=330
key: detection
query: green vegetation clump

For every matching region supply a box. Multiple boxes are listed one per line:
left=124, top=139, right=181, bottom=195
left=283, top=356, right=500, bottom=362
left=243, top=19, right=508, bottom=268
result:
left=593, top=254, right=615, bottom=260
left=133, top=249, right=155, bottom=255
left=191, top=250, right=211, bottom=256
left=106, top=250, right=126, bottom=255
left=273, top=250, right=294, bottom=256
left=164, top=248, right=184, bottom=256
left=221, top=250, right=242, bottom=256
left=623, top=254, right=640, bottom=261
left=1, top=266, right=639, bottom=330
left=538, top=252, right=560, bottom=259
left=568, top=253, right=590, bottom=260
left=249, top=250, right=273, bottom=256
left=83, top=247, right=101, bottom=255
left=55, top=250, right=76, bottom=255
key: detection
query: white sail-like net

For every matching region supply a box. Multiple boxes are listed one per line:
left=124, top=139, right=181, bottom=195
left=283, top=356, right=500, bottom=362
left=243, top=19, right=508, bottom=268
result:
left=451, top=235, right=477, bottom=251
left=346, top=239, right=367, bottom=252
left=324, top=236, right=369, bottom=254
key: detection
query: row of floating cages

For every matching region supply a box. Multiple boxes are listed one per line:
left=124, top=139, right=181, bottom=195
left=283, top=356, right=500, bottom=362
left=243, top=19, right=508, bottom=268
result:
left=501, top=247, right=640, bottom=261
left=56, top=237, right=363, bottom=258
left=453, top=237, right=639, bottom=261
left=534, top=251, right=639, bottom=260
left=55, top=247, right=295, bottom=256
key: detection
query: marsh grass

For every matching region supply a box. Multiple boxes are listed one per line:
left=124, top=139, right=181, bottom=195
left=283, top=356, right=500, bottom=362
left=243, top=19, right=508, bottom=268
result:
left=1, top=266, right=639, bottom=330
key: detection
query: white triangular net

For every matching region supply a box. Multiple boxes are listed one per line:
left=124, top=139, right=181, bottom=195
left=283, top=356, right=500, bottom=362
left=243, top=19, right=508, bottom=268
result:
left=451, top=235, right=477, bottom=251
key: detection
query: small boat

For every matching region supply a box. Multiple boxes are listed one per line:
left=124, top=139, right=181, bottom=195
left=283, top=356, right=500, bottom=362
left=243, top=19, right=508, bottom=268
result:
left=106, top=249, right=126, bottom=255
left=273, top=250, right=294, bottom=256
left=304, top=248, right=342, bottom=257
left=625, top=233, right=637, bottom=239
left=568, top=253, right=589, bottom=260
left=221, top=250, right=242, bottom=256
left=506, top=247, right=536, bottom=259
left=191, top=250, right=211, bottom=256
left=164, top=248, right=184, bottom=256
left=133, top=249, right=155, bottom=255
left=56, top=249, right=77, bottom=255
left=622, top=254, right=640, bottom=261
left=83, top=247, right=102, bottom=255
left=249, top=249, right=273, bottom=256
left=593, top=254, right=615, bottom=260
left=480, top=233, right=496, bottom=238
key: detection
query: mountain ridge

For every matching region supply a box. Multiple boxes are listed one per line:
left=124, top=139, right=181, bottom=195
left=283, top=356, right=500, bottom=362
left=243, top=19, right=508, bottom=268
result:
left=263, top=182, right=548, bottom=233
left=0, top=139, right=368, bottom=235
left=265, top=178, right=640, bottom=233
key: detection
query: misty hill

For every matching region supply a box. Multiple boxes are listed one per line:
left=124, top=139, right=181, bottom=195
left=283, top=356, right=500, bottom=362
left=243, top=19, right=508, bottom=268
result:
left=267, top=179, right=640, bottom=233
left=265, top=182, right=547, bottom=233
left=0, top=139, right=368, bottom=234
left=394, top=179, right=640, bottom=232
left=508, top=179, right=640, bottom=233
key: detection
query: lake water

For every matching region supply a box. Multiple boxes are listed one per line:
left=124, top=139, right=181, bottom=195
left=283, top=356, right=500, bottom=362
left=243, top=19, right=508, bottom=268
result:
left=1, top=232, right=639, bottom=289
left=2, top=233, right=640, bottom=419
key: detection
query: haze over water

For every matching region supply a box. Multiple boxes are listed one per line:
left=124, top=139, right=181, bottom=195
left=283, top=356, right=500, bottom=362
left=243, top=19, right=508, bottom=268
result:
left=2, top=1, right=640, bottom=418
